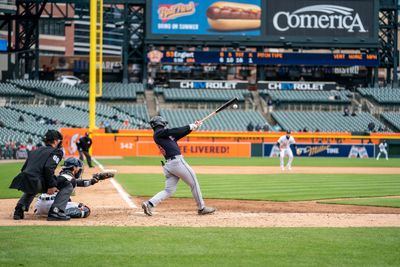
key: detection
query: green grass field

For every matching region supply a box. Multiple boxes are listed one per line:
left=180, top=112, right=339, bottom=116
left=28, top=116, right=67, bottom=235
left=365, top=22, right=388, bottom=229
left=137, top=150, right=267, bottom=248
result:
left=0, top=163, right=22, bottom=198
left=116, top=173, right=400, bottom=201
left=319, top=198, right=400, bottom=208
left=98, top=156, right=400, bottom=167
left=0, top=226, right=399, bottom=267
left=1, top=158, right=399, bottom=201
left=1, top=158, right=400, bottom=266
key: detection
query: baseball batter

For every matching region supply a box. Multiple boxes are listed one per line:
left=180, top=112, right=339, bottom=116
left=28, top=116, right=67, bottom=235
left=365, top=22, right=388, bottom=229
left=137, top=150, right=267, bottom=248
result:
left=277, top=130, right=297, bottom=171
left=376, top=140, right=389, bottom=160
left=142, top=116, right=216, bottom=216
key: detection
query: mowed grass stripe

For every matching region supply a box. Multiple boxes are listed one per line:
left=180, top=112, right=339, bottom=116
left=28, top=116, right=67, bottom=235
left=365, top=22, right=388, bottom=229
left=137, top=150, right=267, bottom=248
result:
left=99, top=156, right=400, bottom=167
left=116, top=173, right=400, bottom=201
left=320, top=198, right=400, bottom=208
left=0, top=227, right=399, bottom=267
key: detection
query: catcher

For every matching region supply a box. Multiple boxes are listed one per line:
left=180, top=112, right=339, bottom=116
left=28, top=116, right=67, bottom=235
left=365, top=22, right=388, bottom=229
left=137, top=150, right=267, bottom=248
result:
left=34, top=157, right=114, bottom=219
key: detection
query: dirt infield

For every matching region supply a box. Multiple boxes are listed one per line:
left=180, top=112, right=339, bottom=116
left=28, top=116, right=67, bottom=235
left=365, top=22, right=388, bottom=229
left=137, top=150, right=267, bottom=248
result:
left=1, top=166, right=399, bottom=227
left=107, top=165, right=400, bottom=174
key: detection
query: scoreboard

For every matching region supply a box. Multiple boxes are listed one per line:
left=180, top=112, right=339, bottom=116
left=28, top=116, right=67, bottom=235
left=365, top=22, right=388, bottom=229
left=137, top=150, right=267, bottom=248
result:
left=160, top=51, right=379, bottom=67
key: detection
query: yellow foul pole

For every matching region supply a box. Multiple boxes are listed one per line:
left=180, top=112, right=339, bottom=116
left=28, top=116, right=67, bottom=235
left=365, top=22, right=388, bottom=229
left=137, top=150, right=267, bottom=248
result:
left=89, top=0, right=97, bottom=133
left=98, top=0, right=103, bottom=96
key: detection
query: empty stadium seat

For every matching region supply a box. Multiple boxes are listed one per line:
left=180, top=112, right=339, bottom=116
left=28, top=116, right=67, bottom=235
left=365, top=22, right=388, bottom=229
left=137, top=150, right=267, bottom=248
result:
left=9, top=79, right=88, bottom=99
left=79, top=83, right=144, bottom=101
left=155, top=88, right=249, bottom=102
left=160, top=109, right=268, bottom=131
left=358, top=87, right=400, bottom=104
left=272, top=111, right=389, bottom=132
left=260, top=89, right=352, bottom=104
left=0, top=82, right=34, bottom=97
left=382, top=112, right=400, bottom=131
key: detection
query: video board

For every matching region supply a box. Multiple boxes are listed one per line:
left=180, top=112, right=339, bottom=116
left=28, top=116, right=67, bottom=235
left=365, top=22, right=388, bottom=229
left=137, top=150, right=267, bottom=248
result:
left=146, top=0, right=379, bottom=47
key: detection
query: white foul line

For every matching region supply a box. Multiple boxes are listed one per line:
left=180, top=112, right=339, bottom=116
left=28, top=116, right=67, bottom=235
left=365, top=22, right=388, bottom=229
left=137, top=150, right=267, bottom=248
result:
left=109, top=178, right=137, bottom=208
left=92, top=157, right=137, bottom=208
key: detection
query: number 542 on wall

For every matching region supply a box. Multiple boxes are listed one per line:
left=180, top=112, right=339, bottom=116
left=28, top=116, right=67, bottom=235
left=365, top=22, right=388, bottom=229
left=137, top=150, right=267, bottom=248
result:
left=120, top=142, right=134, bottom=149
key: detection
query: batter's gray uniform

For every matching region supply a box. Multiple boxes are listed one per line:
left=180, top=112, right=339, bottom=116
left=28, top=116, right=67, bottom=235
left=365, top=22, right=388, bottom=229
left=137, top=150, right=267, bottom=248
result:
left=142, top=116, right=215, bottom=216
left=149, top=155, right=205, bottom=209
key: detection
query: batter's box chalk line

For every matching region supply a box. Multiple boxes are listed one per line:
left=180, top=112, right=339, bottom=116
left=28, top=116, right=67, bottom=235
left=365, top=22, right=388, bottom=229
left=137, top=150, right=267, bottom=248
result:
left=93, top=157, right=137, bottom=209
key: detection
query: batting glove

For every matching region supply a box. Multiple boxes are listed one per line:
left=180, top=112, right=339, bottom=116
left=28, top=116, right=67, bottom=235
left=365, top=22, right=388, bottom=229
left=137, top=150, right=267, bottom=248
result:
left=190, top=120, right=202, bottom=130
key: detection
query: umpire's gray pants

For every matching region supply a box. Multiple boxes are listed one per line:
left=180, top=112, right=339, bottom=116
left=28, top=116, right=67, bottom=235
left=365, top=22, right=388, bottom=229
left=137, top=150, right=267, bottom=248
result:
left=50, top=183, right=73, bottom=213
left=149, top=155, right=205, bottom=210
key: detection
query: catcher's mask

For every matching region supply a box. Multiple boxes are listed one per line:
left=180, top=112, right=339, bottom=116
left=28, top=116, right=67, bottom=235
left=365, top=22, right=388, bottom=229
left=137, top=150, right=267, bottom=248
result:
left=62, top=157, right=84, bottom=179
left=150, top=116, right=168, bottom=129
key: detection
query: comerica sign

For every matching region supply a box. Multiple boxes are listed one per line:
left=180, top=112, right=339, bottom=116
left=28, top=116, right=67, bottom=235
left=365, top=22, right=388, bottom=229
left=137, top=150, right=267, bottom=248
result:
left=147, top=0, right=378, bottom=47
left=272, top=5, right=367, bottom=33
left=266, top=0, right=375, bottom=40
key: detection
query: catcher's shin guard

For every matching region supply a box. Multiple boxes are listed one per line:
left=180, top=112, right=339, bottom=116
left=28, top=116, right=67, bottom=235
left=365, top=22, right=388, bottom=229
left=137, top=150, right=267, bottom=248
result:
left=66, top=203, right=91, bottom=218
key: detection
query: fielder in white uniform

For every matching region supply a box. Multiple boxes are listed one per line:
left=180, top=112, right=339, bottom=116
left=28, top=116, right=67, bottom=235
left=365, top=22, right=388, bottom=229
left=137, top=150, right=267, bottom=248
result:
left=277, top=130, right=297, bottom=171
left=376, top=140, right=388, bottom=160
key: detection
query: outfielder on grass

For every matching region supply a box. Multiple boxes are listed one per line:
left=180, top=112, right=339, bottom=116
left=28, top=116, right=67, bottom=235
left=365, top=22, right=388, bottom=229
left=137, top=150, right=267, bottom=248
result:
left=142, top=116, right=216, bottom=216
left=34, top=157, right=114, bottom=219
left=277, top=130, right=298, bottom=171
left=376, top=140, right=388, bottom=160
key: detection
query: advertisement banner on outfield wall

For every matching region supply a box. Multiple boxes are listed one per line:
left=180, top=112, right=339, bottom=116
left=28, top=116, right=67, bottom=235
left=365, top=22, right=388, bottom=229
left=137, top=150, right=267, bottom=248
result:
left=137, top=141, right=251, bottom=157
left=263, top=143, right=375, bottom=158
left=149, top=0, right=262, bottom=36
left=60, top=128, right=252, bottom=158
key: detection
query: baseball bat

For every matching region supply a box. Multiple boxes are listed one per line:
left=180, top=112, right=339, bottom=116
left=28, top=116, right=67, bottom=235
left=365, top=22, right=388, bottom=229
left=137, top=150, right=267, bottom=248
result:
left=200, top=97, right=239, bottom=123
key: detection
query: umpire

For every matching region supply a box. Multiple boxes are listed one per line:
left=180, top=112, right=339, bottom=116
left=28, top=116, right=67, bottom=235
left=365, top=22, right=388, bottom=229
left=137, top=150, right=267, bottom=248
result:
left=9, top=130, right=73, bottom=221
left=76, top=132, right=93, bottom=168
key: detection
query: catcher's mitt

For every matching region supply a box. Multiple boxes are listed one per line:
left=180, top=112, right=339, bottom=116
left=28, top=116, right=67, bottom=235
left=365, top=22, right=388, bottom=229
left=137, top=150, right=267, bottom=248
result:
left=92, top=172, right=115, bottom=181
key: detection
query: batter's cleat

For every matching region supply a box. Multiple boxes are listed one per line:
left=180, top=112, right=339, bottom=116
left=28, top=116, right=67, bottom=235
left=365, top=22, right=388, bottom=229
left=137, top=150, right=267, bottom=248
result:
left=13, top=205, right=25, bottom=220
left=142, top=201, right=153, bottom=216
left=281, top=166, right=285, bottom=171
left=287, top=166, right=292, bottom=170
left=198, top=206, right=216, bottom=215
left=47, top=207, right=70, bottom=221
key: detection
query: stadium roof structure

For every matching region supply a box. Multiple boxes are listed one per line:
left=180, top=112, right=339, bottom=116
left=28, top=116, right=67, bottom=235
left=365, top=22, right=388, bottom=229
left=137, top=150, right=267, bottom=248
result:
left=0, top=0, right=145, bottom=82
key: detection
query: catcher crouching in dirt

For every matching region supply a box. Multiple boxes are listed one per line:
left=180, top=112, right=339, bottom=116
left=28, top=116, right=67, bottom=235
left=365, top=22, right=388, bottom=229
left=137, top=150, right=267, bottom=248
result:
left=34, top=157, right=114, bottom=219
left=142, top=116, right=216, bottom=216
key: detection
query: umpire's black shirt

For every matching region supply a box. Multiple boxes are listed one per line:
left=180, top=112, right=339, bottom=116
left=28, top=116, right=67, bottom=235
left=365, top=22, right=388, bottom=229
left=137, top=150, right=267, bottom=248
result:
left=77, top=136, right=92, bottom=151
left=9, top=145, right=63, bottom=193
left=153, top=125, right=191, bottom=159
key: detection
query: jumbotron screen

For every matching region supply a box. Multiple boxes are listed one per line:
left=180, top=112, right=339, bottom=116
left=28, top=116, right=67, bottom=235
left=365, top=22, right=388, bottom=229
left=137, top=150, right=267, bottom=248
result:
left=146, top=0, right=379, bottom=47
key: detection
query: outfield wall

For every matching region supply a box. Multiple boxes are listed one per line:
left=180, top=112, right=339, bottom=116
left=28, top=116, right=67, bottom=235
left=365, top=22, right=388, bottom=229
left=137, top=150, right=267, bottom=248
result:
left=262, top=144, right=375, bottom=158
left=60, top=128, right=399, bottom=158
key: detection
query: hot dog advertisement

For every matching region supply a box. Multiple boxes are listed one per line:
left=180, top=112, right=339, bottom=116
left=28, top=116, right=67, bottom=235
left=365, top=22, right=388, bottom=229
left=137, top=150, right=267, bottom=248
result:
left=150, top=0, right=262, bottom=36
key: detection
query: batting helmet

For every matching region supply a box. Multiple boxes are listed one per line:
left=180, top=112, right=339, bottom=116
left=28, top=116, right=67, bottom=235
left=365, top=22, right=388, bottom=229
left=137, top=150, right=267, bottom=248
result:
left=43, top=130, right=63, bottom=144
left=62, top=157, right=84, bottom=178
left=149, top=116, right=168, bottom=129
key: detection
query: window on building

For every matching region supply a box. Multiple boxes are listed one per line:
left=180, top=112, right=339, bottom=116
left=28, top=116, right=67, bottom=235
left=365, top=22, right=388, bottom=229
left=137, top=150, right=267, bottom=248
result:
left=39, top=20, right=65, bottom=36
